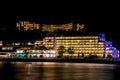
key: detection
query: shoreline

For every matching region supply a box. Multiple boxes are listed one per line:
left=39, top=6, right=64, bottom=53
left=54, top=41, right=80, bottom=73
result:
left=0, top=58, right=120, bottom=65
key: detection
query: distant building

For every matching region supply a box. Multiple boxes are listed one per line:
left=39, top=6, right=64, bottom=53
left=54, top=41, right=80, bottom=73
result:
left=42, top=23, right=73, bottom=32
left=0, top=45, right=16, bottom=58
left=16, top=21, right=40, bottom=31
left=16, top=21, right=84, bottom=32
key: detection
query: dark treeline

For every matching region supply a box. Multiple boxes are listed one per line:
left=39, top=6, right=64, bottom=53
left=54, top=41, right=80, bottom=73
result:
left=0, top=29, right=44, bottom=43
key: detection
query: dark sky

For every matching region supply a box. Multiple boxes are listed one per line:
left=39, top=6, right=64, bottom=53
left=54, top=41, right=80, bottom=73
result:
left=0, top=1, right=120, bottom=48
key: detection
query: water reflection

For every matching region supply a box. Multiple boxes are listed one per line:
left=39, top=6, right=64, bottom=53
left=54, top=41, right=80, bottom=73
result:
left=0, top=62, right=16, bottom=80
left=0, top=62, right=119, bottom=80
left=113, top=65, right=120, bottom=80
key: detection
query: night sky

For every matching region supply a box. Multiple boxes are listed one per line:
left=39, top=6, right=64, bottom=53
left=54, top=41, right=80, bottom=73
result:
left=0, top=1, right=120, bottom=49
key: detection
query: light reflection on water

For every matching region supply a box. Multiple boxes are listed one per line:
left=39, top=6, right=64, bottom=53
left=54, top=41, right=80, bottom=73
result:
left=0, top=62, right=120, bottom=80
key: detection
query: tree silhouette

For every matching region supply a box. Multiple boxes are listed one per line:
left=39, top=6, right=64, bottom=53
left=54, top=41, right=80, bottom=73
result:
left=58, top=46, right=65, bottom=57
left=67, top=47, right=74, bottom=57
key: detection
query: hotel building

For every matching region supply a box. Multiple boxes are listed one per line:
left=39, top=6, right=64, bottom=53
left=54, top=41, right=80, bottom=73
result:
left=16, top=21, right=40, bottom=31
left=0, top=33, right=118, bottom=58
left=16, top=21, right=84, bottom=32
left=43, top=33, right=119, bottom=58
left=42, top=23, right=84, bottom=32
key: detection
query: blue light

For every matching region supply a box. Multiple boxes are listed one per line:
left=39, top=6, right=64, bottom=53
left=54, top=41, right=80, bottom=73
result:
left=104, top=41, right=112, bottom=47
left=112, top=49, right=119, bottom=58
left=98, top=33, right=106, bottom=41
left=104, top=41, right=119, bottom=58
left=15, top=53, right=26, bottom=57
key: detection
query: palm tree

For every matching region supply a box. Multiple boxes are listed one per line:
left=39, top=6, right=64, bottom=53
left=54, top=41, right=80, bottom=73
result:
left=58, top=46, right=65, bottom=57
left=34, top=44, right=47, bottom=57
left=39, top=45, right=47, bottom=57
left=67, top=47, right=74, bottom=58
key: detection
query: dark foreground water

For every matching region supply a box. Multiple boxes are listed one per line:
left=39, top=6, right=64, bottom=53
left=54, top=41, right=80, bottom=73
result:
left=0, top=62, right=120, bottom=80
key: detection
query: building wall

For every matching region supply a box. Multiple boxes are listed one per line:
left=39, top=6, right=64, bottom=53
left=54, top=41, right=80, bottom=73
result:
left=43, top=37, right=54, bottom=49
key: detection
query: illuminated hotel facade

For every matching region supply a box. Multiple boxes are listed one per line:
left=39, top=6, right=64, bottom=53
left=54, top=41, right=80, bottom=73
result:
left=43, top=33, right=119, bottom=58
left=0, top=33, right=118, bottom=58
